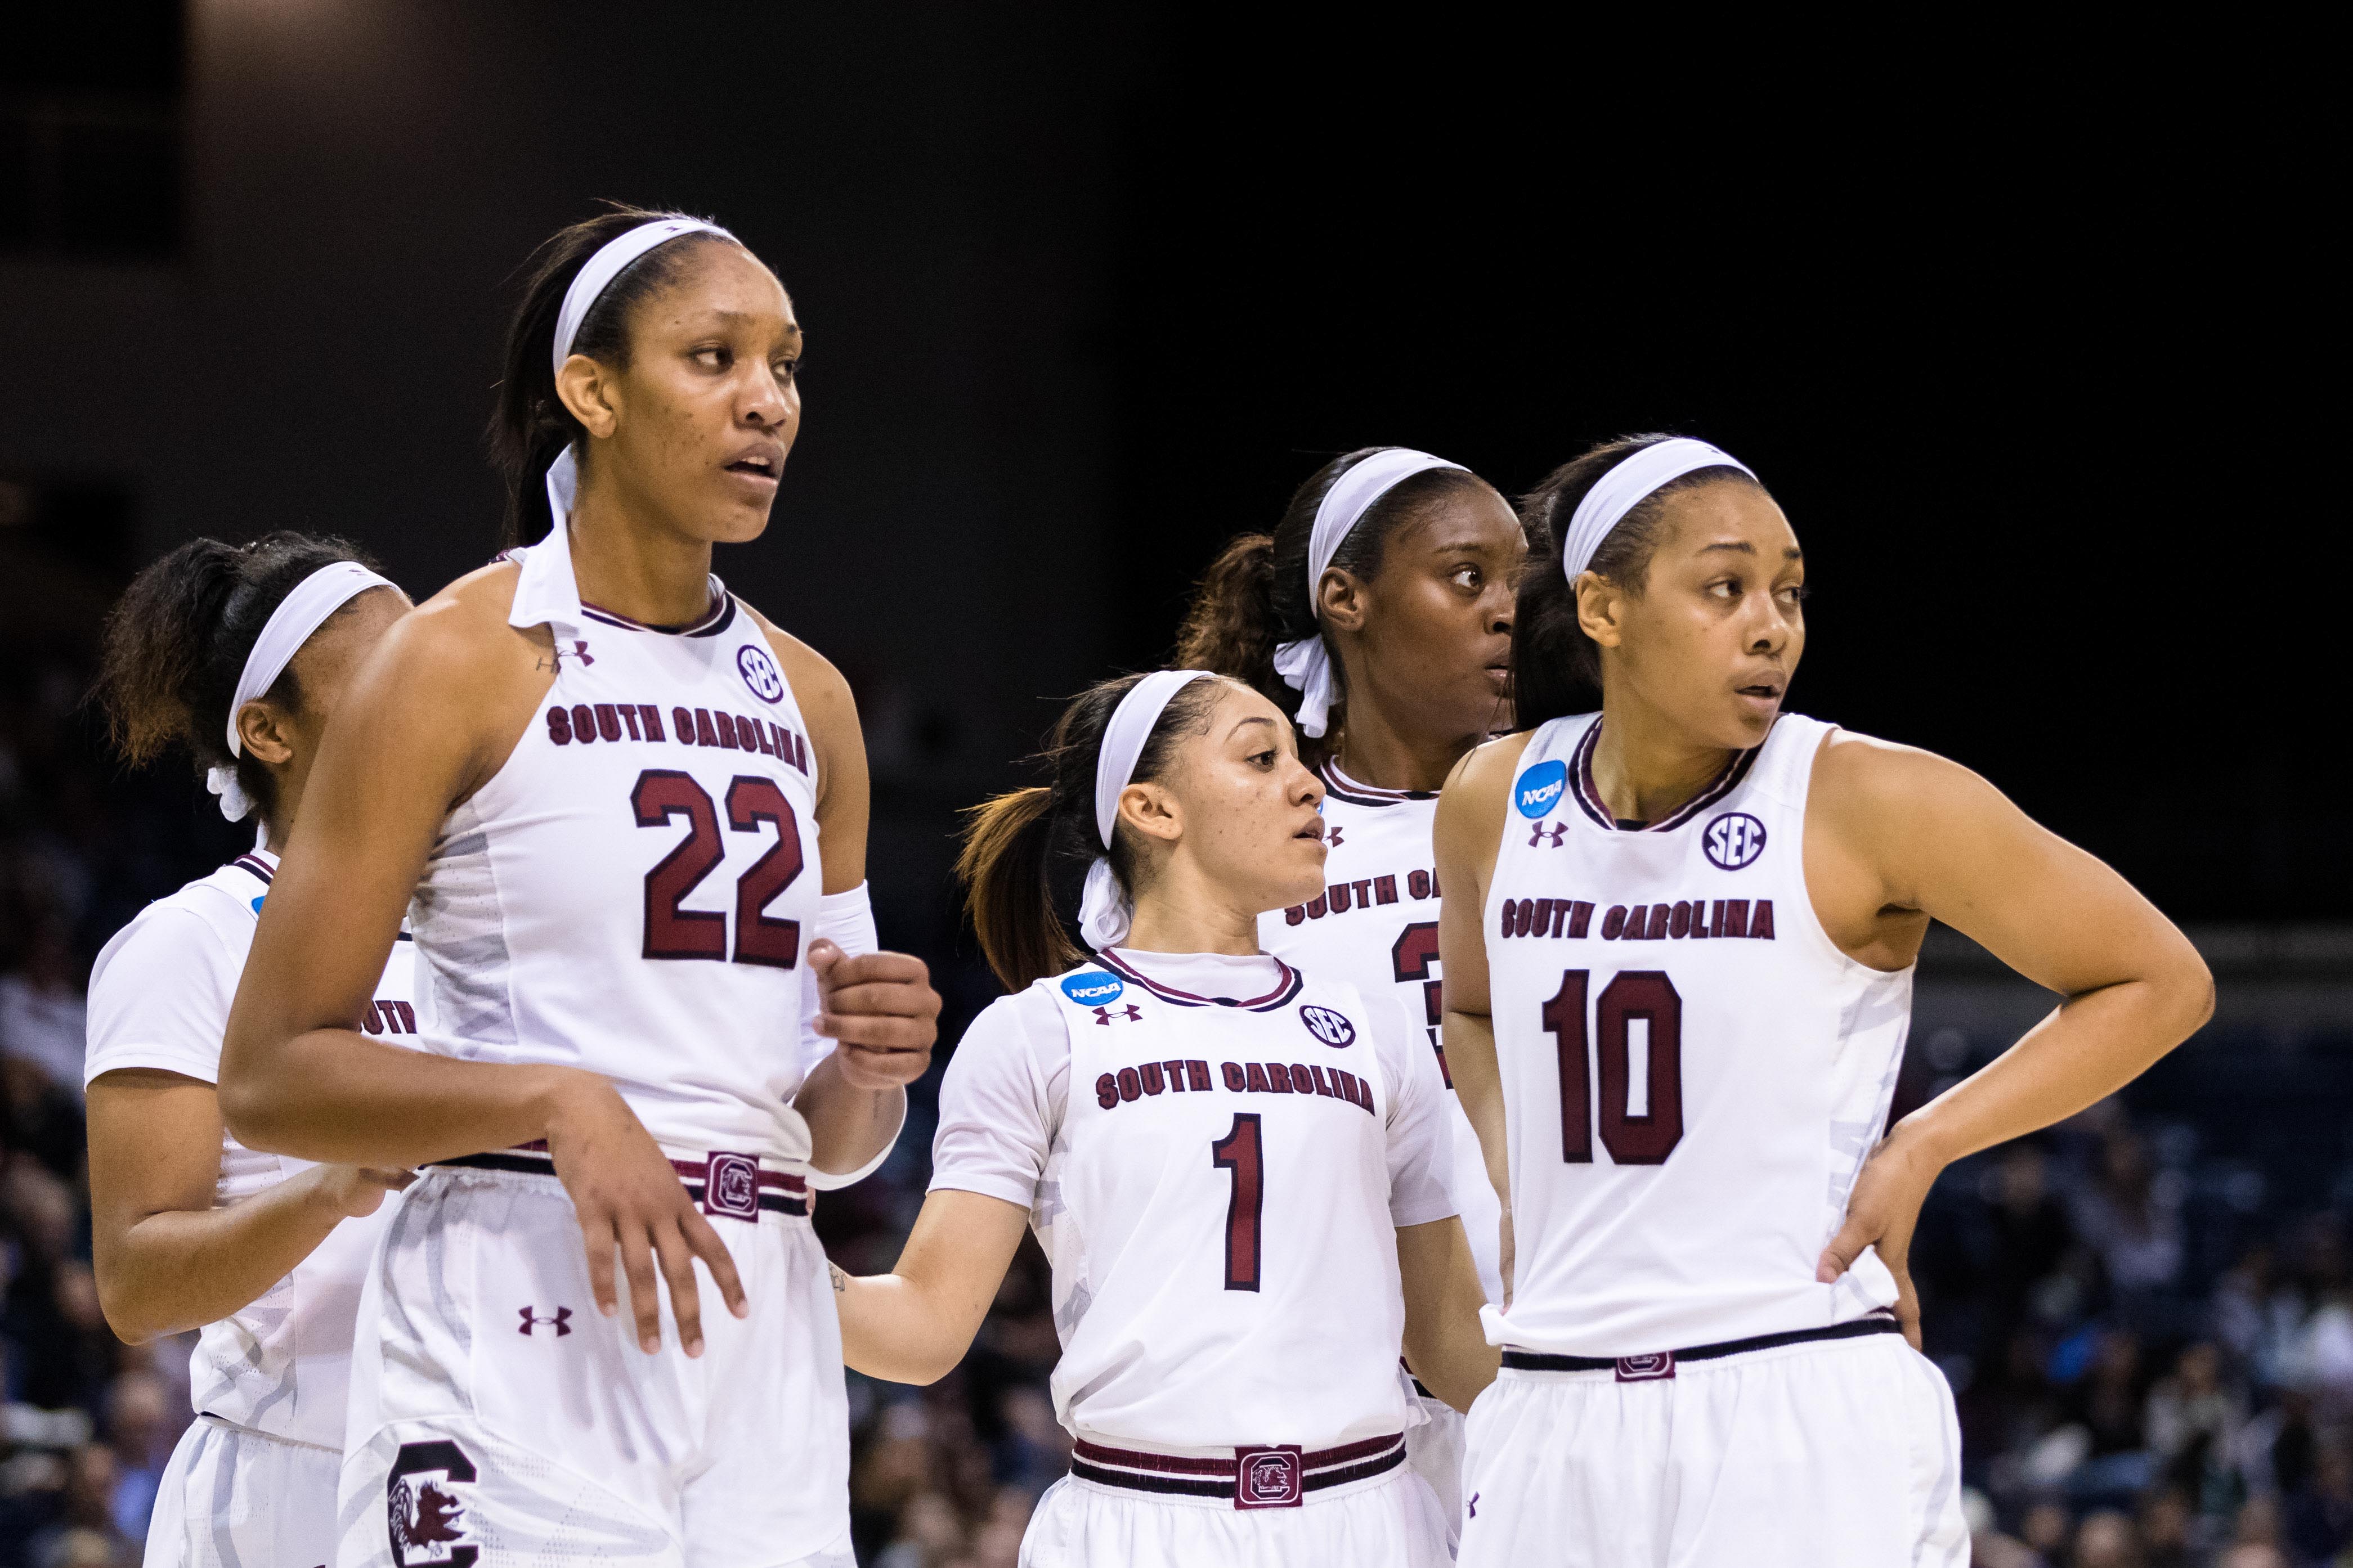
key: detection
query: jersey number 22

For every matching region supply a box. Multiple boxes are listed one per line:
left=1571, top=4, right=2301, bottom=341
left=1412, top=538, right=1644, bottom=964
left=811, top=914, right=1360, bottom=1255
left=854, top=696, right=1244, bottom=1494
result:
left=633, top=769, right=805, bottom=967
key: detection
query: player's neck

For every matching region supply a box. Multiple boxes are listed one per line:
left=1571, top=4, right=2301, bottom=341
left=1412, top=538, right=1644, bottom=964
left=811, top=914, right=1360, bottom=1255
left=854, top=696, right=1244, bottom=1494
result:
left=1588, top=695, right=1736, bottom=826
left=1121, top=880, right=1263, bottom=959
left=566, top=471, right=718, bottom=627
left=1330, top=704, right=1462, bottom=794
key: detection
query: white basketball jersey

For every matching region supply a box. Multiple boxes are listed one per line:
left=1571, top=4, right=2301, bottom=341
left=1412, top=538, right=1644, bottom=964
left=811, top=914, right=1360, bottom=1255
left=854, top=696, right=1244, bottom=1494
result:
left=1261, top=758, right=1504, bottom=1302
left=409, top=527, right=827, bottom=1163
left=930, top=948, right=1456, bottom=1450
left=84, top=849, right=417, bottom=1448
left=1480, top=712, right=1910, bottom=1355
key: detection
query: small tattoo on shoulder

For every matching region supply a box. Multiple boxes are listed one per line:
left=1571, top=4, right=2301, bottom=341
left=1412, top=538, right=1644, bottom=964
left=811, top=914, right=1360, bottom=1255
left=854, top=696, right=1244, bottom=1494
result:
left=830, top=1264, right=848, bottom=1294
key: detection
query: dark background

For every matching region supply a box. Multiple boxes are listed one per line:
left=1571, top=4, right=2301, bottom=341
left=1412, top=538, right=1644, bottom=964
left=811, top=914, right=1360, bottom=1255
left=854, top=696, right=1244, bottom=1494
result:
left=1, top=5, right=2337, bottom=1564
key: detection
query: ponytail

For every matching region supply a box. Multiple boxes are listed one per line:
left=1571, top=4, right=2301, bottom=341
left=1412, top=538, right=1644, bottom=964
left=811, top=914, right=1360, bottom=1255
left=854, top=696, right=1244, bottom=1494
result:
left=1513, top=434, right=1766, bottom=730
left=957, top=673, right=1226, bottom=992
left=487, top=203, right=738, bottom=548
left=94, top=531, right=386, bottom=817
left=1175, top=448, right=1496, bottom=736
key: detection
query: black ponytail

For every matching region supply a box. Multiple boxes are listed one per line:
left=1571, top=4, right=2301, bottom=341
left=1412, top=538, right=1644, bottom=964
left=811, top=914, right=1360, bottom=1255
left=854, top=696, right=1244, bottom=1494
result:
left=487, top=204, right=739, bottom=548
left=1512, top=435, right=1766, bottom=730
left=94, top=531, right=387, bottom=818
left=957, top=673, right=1229, bottom=992
left=1174, top=448, right=1496, bottom=734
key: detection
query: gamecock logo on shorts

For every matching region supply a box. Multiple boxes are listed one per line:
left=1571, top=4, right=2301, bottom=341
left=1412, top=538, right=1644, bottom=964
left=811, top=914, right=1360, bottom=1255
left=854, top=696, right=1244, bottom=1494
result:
left=387, top=1439, right=478, bottom=1567
left=1298, top=1005, right=1357, bottom=1048
left=705, top=1151, right=762, bottom=1222
left=1233, top=1445, right=1305, bottom=1509
left=737, top=644, right=786, bottom=705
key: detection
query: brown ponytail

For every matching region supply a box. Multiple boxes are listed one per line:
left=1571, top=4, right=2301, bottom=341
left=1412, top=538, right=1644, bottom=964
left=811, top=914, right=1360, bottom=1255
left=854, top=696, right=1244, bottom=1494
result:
left=957, top=673, right=1227, bottom=992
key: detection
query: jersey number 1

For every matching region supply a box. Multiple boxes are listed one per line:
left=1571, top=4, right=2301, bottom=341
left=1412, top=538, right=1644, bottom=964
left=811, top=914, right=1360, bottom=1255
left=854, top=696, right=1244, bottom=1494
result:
left=633, top=769, right=805, bottom=967
left=1211, top=1113, right=1263, bottom=1292
left=1543, top=969, right=1684, bottom=1165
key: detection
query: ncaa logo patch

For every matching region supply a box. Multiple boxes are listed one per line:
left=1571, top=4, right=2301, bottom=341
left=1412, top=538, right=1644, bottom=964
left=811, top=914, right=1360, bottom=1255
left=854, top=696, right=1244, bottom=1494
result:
left=1702, top=811, right=1768, bottom=871
left=1061, top=970, right=1125, bottom=1006
left=1513, top=758, right=1568, bottom=819
left=387, top=1439, right=478, bottom=1566
left=737, top=643, right=786, bottom=706
left=1298, top=1005, right=1356, bottom=1048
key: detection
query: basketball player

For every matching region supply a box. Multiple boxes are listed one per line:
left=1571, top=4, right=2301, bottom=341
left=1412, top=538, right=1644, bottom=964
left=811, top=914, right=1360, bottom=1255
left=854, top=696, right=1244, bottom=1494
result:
left=217, top=209, right=942, bottom=1566
left=832, top=670, right=1495, bottom=1567
left=84, top=534, right=410, bottom=1566
left=1174, top=446, right=1521, bottom=1539
left=1437, top=435, right=2215, bottom=1566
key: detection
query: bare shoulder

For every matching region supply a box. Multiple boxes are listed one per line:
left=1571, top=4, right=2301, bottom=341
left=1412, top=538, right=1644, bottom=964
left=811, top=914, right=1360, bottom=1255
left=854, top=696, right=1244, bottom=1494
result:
left=741, top=599, right=858, bottom=736
left=1440, top=730, right=1537, bottom=820
left=1809, top=729, right=2009, bottom=835
left=380, top=558, right=550, bottom=685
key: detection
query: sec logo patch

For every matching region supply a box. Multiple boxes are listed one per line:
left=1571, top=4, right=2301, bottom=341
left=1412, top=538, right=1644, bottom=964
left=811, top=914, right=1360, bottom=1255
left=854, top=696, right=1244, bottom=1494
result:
left=737, top=643, right=786, bottom=705
left=1703, top=811, right=1768, bottom=870
left=1299, top=1005, right=1356, bottom=1048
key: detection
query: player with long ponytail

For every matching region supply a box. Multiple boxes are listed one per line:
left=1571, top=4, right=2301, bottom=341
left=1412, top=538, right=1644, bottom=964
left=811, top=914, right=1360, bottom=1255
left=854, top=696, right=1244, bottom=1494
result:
left=834, top=670, right=1495, bottom=1568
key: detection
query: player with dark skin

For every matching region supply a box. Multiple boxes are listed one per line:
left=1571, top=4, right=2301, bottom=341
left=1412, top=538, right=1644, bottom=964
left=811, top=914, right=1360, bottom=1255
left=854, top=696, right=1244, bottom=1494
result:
left=1436, top=465, right=2215, bottom=1342
left=218, top=228, right=942, bottom=1362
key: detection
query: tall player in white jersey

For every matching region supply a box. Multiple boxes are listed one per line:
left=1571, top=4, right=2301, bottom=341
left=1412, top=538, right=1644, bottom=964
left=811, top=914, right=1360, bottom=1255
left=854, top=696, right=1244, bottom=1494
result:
left=218, top=210, right=942, bottom=1566
left=1174, top=445, right=1523, bottom=1540
left=83, top=532, right=412, bottom=1566
left=831, top=671, right=1495, bottom=1568
left=1437, top=434, right=2216, bottom=1566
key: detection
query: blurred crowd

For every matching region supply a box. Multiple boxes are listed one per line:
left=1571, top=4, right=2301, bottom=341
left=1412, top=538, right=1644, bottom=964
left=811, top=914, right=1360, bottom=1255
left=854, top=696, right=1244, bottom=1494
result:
left=4, top=633, right=2350, bottom=1566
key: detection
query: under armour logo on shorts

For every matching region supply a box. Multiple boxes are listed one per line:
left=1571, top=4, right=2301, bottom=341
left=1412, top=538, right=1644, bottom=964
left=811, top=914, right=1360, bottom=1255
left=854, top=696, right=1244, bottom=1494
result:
left=516, top=1306, right=572, bottom=1337
left=705, top=1152, right=762, bottom=1222
left=1233, top=1445, right=1304, bottom=1509
left=1616, top=1352, right=1676, bottom=1382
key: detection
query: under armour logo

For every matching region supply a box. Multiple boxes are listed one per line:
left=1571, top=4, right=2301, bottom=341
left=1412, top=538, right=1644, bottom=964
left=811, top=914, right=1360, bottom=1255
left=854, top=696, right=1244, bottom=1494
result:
left=517, top=1306, right=572, bottom=1337
left=1468, top=1491, right=1478, bottom=1518
left=1093, top=1004, right=1142, bottom=1025
left=1325, top=824, right=1345, bottom=848
left=1528, top=822, right=1568, bottom=848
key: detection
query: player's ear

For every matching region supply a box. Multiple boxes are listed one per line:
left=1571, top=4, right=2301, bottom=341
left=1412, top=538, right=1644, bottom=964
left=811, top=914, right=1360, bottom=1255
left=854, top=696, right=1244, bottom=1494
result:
left=1317, top=568, right=1369, bottom=635
left=1118, top=781, right=1184, bottom=846
left=235, top=699, right=298, bottom=769
left=555, top=353, right=621, bottom=439
left=1572, top=571, right=1626, bottom=650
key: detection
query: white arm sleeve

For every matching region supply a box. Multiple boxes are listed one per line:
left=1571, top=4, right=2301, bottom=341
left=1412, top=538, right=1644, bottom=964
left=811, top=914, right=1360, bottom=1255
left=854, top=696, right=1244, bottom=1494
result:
left=1375, top=989, right=1459, bottom=1228
left=83, top=906, right=241, bottom=1089
left=927, top=987, right=1068, bottom=1212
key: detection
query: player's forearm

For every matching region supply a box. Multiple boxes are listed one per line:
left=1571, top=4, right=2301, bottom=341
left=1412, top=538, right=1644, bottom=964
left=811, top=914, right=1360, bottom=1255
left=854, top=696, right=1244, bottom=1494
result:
left=220, top=1027, right=586, bottom=1167
left=795, top=1053, right=906, bottom=1178
left=828, top=1264, right=978, bottom=1385
left=1397, top=1217, right=1502, bottom=1413
left=96, top=1168, right=351, bottom=1344
left=1442, top=1008, right=1511, bottom=1202
left=1898, top=959, right=2213, bottom=1170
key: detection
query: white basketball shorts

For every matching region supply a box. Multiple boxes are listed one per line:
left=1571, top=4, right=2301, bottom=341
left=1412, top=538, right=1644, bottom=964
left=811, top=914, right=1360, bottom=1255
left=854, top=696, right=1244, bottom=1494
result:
left=334, top=1154, right=854, bottom=1568
left=1403, top=1385, right=1467, bottom=1553
left=145, top=1414, right=338, bottom=1568
left=1021, top=1431, right=1450, bottom=1567
left=1456, top=1323, right=1966, bottom=1567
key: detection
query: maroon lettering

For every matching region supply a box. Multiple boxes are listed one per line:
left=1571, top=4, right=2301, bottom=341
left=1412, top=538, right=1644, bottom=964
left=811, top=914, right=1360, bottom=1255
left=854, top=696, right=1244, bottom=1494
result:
left=1222, top=1061, right=1248, bottom=1092
left=695, top=709, right=721, bottom=747
left=1431, top=868, right=1442, bottom=896
left=640, top=704, right=667, bottom=742
left=546, top=707, right=573, bottom=745
left=1533, top=897, right=1554, bottom=936
left=1646, top=903, right=1671, bottom=939
left=1568, top=900, right=1593, bottom=938
left=730, top=714, right=755, bottom=751
left=1267, top=1063, right=1295, bottom=1093
left=674, top=706, right=697, bottom=745
left=1602, top=904, right=1627, bottom=940
left=1117, top=1067, right=1141, bottom=1102
left=1723, top=899, right=1749, bottom=938
left=716, top=710, right=741, bottom=749
left=1374, top=874, right=1399, bottom=905
left=1670, top=901, right=1691, bottom=938
left=1688, top=896, right=1710, bottom=939
left=392, top=1000, right=415, bottom=1031
left=1189, top=1061, right=1213, bottom=1091
left=1159, top=1058, right=1187, bottom=1091
left=1329, top=881, right=1353, bottom=914
left=1244, top=1062, right=1271, bottom=1093
left=1284, top=905, right=1306, bottom=926
left=1309, top=1064, right=1334, bottom=1098
left=1096, top=1072, right=1119, bottom=1109
left=1305, top=894, right=1327, bottom=920
left=591, top=703, right=619, bottom=742
left=1750, top=899, right=1775, bottom=939
left=618, top=705, right=644, bottom=741
left=1139, top=1062, right=1165, bottom=1096
left=754, top=719, right=776, bottom=755
left=1408, top=869, right=1431, bottom=900
left=1351, top=879, right=1373, bottom=909
left=571, top=703, right=598, bottom=743
left=361, top=1002, right=384, bottom=1035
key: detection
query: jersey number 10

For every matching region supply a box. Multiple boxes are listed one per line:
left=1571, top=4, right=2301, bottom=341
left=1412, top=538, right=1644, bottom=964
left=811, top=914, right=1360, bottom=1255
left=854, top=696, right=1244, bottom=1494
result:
left=1542, top=969, right=1684, bottom=1165
left=632, top=769, right=806, bottom=967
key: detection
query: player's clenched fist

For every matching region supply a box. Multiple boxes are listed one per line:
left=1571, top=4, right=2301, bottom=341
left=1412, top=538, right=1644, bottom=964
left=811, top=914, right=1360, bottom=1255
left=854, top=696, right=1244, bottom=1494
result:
left=809, top=938, right=940, bottom=1089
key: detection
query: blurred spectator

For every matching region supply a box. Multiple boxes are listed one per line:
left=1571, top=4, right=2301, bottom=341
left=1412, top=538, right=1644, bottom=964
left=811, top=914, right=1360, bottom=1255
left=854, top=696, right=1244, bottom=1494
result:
left=0, top=924, right=86, bottom=1107
left=2075, top=1508, right=2143, bottom=1568
left=2072, top=1128, right=2185, bottom=1299
left=2282, top=1439, right=2353, bottom=1563
left=19, top=1446, right=128, bottom=1566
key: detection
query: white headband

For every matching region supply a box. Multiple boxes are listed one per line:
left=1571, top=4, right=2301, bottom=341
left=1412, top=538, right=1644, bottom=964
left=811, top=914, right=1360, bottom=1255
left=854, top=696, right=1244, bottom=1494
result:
left=550, top=217, right=736, bottom=379
left=207, top=560, right=398, bottom=821
left=1077, top=669, right=1213, bottom=950
left=543, top=218, right=738, bottom=540
left=1271, top=448, right=1466, bottom=738
left=1560, top=438, right=1756, bottom=583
